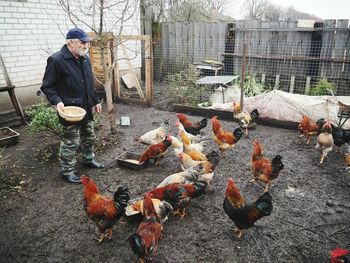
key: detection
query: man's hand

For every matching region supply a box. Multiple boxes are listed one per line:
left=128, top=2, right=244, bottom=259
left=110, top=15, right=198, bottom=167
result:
left=56, top=102, right=65, bottom=111
left=94, top=103, right=102, bottom=114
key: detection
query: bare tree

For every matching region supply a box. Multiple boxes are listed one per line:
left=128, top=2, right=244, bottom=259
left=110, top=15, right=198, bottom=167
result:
left=56, top=0, right=139, bottom=134
left=242, top=0, right=269, bottom=21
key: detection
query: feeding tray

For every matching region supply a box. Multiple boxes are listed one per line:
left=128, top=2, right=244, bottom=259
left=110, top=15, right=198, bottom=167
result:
left=0, top=127, right=20, bottom=147
left=116, top=152, right=147, bottom=170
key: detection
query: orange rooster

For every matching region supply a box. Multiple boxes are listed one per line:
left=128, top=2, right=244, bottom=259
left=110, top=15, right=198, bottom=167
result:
left=250, top=140, right=284, bottom=192
left=139, top=135, right=172, bottom=165
left=148, top=181, right=207, bottom=218
left=211, top=116, right=243, bottom=154
left=81, top=175, right=130, bottom=243
left=176, top=113, right=208, bottom=135
left=223, top=177, right=273, bottom=238
left=298, top=115, right=323, bottom=145
left=128, top=193, right=163, bottom=263
left=330, top=248, right=349, bottom=263
left=316, top=120, right=333, bottom=164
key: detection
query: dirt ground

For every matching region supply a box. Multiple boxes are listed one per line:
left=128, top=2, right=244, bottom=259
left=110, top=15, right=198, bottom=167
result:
left=1, top=96, right=350, bottom=263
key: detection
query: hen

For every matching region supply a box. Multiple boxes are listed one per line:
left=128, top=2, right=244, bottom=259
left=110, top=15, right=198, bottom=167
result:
left=317, top=118, right=350, bottom=152
left=148, top=181, right=207, bottom=218
left=139, top=120, right=170, bottom=145
left=176, top=113, right=208, bottom=135
left=298, top=115, right=323, bottom=145
left=139, top=135, right=172, bottom=165
left=223, top=177, right=273, bottom=238
left=330, top=248, right=349, bottom=263
left=316, top=120, right=334, bottom=164
left=81, top=175, right=130, bottom=243
left=156, top=168, right=201, bottom=188
left=128, top=193, right=163, bottom=263
left=177, top=122, right=206, bottom=152
left=176, top=121, right=202, bottom=143
left=211, top=116, right=243, bottom=154
left=178, top=152, right=206, bottom=170
left=125, top=198, right=173, bottom=224
left=250, top=140, right=284, bottom=192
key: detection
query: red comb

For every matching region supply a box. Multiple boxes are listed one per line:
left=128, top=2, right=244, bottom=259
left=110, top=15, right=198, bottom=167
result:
left=331, top=248, right=349, bottom=259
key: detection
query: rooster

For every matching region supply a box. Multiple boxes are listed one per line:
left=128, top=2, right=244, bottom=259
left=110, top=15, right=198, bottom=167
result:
left=330, top=248, right=349, bottom=263
left=250, top=140, right=284, bottom=192
left=139, top=135, right=172, bottom=165
left=211, top=116, right=243, bottom=154
left=178, top=152, right=206, bottom=170
left=176, top=113, right=208, bottom=135
left=125, top=198, right=173, bottom=224
left=298, top=115, right=323, bottom=145
left=81, top=175, right=130, bottom=243
left=317, top=118, right=350, bottom=152
left=128, top=193, right=163, bottom=263
left=168, top=135, right=183, bottom=155
left=223, top=177, right=273, bottom=238
left=316, top=120, right=334, bottom=164
left=139, top=120, right=170, bottom=145
left=148, top=181, right=207, bottom=218
left=157, top=168, right=201, bottom=188
left=233, top=104, right=259, bottom=137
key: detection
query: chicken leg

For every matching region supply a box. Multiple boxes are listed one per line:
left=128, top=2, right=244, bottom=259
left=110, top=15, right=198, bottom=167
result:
left=107, top=229, right=113, bottom=240
left=172, top=208, right=187, bottom=218
left=96, top=233, right=105, bottom=243
left=233, top=228, right=243, bottom=239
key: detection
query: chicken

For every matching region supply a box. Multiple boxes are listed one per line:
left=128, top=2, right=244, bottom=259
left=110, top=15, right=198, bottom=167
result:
left=211, top=116, right=243, bottom=154
left=176, top=121, right=202, bottom=143
left=317, top=118, right=350, bottom=152
left=233, top=104, right=259, bottom=137
left=178, top=152, right=206, bottom=170
left=168, top=135, right=183, bottom=155
left=345, top=153, right=350, bottom=172
left=177, top=123, right=206, bottom=152
left=316, top=120, right=334, bottom=164
left=331, top=248, right=349, bottom=263
left=139, top=120, right=170, bottom=145
left=148, top=181, right=207, bottom=218
left=250, top=140, right=284, bottom=192
left=176, top=113, right=208, bottom=135
left=185, top=150, right=207, bottom=161
left=232, top=102, right=241, bottom=115
left=125, top=198, right=173, bottom=224
left=81, top=175, right=130, bottom=243
left=139, top=135, right=172, bottom=165
left=223, top=177, right=273, bottom=239
left=156, top=168, right=201, bottom=188
left=298, top=115, right=323, bottom=145
left=128, top=193, right=163, bottom=263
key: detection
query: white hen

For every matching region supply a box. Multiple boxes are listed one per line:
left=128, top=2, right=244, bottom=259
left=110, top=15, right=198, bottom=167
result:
left=139, top=120, right=170, bottom=145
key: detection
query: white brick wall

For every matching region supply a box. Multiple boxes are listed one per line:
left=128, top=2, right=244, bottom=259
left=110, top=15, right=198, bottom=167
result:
left=0, top=0, right=141, bottom=109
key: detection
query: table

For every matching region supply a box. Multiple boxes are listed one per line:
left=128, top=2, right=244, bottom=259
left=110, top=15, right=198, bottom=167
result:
left=195, top=64, right=222, bottom=76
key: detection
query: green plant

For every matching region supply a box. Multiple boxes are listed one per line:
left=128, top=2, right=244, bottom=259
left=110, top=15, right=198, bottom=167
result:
left=242, top=73, right=266, bottom=97
left=166, top=64, right=207, bottom=106
left=309, top=78, right=336, bottom=96
left=25, top=99, right=62, bottom=137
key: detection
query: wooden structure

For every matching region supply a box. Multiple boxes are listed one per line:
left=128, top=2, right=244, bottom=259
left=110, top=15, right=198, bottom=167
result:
left=0, top=54, right=26, bottom=125
left=114, top=35, right=153, bottom=105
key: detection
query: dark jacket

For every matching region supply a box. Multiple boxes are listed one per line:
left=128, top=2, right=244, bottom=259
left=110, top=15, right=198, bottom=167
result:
left=41, top=45, right=99, bottom=126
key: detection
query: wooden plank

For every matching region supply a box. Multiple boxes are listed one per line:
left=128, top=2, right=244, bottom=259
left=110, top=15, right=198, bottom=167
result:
left=319, top=20, right=336, bottom=78
left=193, top=22, right=200, bottom=63
left=0, top=54, right=12, bottom=86
left=305, top=76, right=311, bottom=94
left=289, top=75, right=295, bottom=93
left=121, top=45, right=146, bottom=101
left=145, top=37, right=153, bottom=105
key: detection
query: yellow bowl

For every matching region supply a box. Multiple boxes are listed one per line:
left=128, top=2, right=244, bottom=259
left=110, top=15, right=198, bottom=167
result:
left=58, top=106, right=86, bottom=122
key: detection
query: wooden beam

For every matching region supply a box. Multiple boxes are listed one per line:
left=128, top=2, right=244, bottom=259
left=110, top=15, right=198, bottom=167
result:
left=144, top=37, right=153, bottom=105
left=304, top=76, right=311, bottom=94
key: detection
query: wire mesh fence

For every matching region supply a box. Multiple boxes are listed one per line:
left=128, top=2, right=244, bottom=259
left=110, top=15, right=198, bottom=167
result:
left=149, top=20, right=350, bottom=106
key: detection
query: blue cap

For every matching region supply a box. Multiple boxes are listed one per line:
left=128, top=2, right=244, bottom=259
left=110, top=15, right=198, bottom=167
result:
left=66, top=28, right=91, bottom=42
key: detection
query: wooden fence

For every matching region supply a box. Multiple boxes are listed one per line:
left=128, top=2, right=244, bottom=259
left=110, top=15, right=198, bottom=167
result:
left=152, top=20, right=350, bottom=95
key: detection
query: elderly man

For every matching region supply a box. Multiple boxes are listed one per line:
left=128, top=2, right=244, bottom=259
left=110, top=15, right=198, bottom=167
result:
left=41, top=28, right=105, bottom=184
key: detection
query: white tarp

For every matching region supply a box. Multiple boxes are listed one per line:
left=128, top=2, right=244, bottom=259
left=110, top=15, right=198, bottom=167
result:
left=208, top=88, right=350, bottom=129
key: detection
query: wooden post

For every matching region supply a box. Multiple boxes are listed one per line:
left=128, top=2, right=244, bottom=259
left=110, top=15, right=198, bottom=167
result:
left=0, top=55, right=12, bottom=86
left=113, top=41, right=121, bottom=100
left=289, top=75, right=295, bottom=93
left=145, top=35, right=153, bottom=105
left=275, top=75, right=280, bottom=88
left=261, top=73, right=266, bottom=85
left=304, top=76, right=311, bottom=94
left=240, top=43, right=247, bottom=111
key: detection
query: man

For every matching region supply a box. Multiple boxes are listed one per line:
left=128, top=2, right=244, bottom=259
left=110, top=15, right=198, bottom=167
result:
left=41, top=28, right=105, bottom=184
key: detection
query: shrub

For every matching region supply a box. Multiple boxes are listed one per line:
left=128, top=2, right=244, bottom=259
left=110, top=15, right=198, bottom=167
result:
left=166, top=64, right=207, bottom=106
left=309, top=78, right=336, bottom=96
left=25, top=99, right=62, bottom=138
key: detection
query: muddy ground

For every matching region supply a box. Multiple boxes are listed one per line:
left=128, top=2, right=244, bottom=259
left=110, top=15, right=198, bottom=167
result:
left=0, top=94, right=350, bottom=263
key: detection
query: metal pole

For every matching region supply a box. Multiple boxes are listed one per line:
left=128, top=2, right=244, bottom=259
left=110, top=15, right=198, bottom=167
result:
left=240, top=43, right=247, bottom=111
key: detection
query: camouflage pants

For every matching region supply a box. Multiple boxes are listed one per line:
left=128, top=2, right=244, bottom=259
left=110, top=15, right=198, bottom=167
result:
left=59, top=121, right=96, bottom=175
